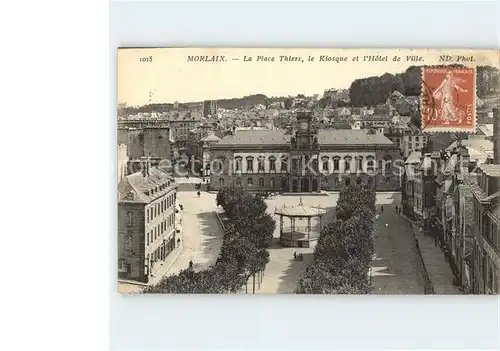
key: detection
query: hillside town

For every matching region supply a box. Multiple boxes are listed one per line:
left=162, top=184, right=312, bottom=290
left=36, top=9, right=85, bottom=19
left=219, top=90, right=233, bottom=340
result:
left=117, top=67, right=500, bottom=295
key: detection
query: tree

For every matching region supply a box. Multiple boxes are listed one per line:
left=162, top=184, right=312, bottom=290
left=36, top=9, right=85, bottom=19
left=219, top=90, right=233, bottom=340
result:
left=295, top=185, right=376, bottom=294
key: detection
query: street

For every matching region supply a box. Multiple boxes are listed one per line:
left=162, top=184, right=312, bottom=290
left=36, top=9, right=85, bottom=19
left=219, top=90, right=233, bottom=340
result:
left=165, top=177, right=224, bottom=274
left=371, top=194, right=426, bottom=294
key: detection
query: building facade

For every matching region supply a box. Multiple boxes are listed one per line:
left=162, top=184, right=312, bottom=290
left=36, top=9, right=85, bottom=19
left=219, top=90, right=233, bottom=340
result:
left=209, top=111, right=401, bottom=192
left=117, top=120, right=174, bottom=161
left=469, top=164, right=500, bottom=294
left=117, top=164, right=177, bottom=283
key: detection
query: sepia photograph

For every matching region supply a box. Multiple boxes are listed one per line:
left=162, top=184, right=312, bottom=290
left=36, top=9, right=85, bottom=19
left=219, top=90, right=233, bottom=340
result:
left=116, top=48, right=499, bottom=295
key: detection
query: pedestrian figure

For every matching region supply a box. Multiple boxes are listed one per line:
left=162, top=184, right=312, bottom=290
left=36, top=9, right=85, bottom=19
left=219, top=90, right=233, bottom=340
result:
left=434, top=234, right=438, bottom=247
left=395, top=206, right=398, bottom=213
left=197, top=191, right=200, bottom=198
left=293, top=251, right=297, bottom=260
left=177, top=238, right=181, bottom=248
left=189, top=260, right=193, bottom=269
left=381, top=205, right=384, bottom=213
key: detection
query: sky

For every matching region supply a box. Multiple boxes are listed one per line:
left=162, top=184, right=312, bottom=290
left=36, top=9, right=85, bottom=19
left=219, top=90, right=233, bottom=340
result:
left=117, top=48, right=499, bottom=106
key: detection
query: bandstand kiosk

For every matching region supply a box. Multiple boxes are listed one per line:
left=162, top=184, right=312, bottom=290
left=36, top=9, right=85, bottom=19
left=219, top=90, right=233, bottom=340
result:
left=274, top=197, right=326, bottom=248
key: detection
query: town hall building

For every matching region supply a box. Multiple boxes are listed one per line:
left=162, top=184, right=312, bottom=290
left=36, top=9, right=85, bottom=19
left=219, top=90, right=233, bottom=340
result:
left=209, top=110, right=401, bottom=192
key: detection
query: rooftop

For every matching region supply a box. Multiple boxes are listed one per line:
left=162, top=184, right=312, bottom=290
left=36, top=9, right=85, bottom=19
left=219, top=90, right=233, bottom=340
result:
left=213, top=129, right=395, bottom=147
left=478, top=163, right=500, bottom=177
left=274, top=198, right=327, bottom=217
left=118, top=167, right=174, bottom=204
left=405, top=151, right=422, bottom=165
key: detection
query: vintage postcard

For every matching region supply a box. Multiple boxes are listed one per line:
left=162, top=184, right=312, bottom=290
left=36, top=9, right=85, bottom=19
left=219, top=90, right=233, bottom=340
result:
left=117, top=48, right=499, bottom=295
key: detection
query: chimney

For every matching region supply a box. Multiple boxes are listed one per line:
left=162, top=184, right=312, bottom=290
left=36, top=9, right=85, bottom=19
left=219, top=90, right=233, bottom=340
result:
left=140, top=156, right=151, bottom=178
left=493, top=108, right=499, bottom=164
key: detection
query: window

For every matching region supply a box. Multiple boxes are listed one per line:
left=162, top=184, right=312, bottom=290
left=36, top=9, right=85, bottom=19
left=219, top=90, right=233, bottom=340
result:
left=334, top=178, right=339, bottom=187
left=259, top=178, right=264, bottom=187
left=344, top=157, right=351, bottom=172
left=366, top=157, right=375, bottom=173
left=333, top=158, right=340, bottom=171
left=357, top=157, right=363, bottom=172
left=146, top=209, right=149, bottom=223
left=281, top=158, right=288, bottom=172
left=270, top=178, right=275, bottom=188
left=312, top=159, right=319, bottom=173
left=147, top=232, right=150, bottom=245
left=258, top=157, right=265, bottom=172
left=415, top=136, right=419, bottom=142
left=367, top=177, right=373, bottom=187
left=247, top=178, right=253, bottom=186
left=357, top=177, right=362, bottom=185
left=235, top=157, right=242, bottom=172
left=219, top=178, right=224, bottom=187
left=269, top=157, right=276, bottom=172
left=292, top=159, right=298, bottom=172
left=236, top=178, right=241, bottom=186
left=384, top=156, right=392, bottom=173
left=246, top=158, right=254, bottom=172
left=161, top=201, right=163, bottom=213
left=345, top=177, right=351, bottom=186
left=322, top=158, right=329, bottom=172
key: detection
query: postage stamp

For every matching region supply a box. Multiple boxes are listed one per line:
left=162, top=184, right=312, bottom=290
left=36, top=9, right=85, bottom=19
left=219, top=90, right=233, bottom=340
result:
left=421, top=66, right=476, bottom=133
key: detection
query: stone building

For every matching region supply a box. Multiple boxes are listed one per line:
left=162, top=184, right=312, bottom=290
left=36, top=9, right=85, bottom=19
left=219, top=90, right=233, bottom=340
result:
left=167, top=111, right=202, bottom=151
left=117, top=120, right=174, bottom=161
left=209, top=110, right=400, bottom=192
left=469, top=163, right=500, bottom=294
left=200, top=132, right=221, bottom=177
left=117, top=162, right=177, bottom=283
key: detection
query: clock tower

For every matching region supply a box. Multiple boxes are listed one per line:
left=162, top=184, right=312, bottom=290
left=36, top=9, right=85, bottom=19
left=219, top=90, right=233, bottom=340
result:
left=289, top=110, right=321, bottom=193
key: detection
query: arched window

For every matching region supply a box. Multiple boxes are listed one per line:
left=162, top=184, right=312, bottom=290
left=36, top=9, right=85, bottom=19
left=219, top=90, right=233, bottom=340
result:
left=357, top=156, right=363, bottom=172
left=312, top=159, right=319, bottom=173
left=334, top=177, right=339, bottom=187
left=269, top=156, right=276, bottom=172
left=246, top=156, right=254, bottom=173
left=234, top=157, right=242, bottom=172
left=270, top=178, right=275, bottom=188
left=236, top=177, right=241, bottom=186
left=219, top=178, right=224, bottom=187
left=345, top=177, right=351, bottom=186
left=356, top=176, right=362, bottom=185
left=281, top=157, right=288, bottom=172
left=258, top=156, right=265, bottom=172
left=384, top=155, right=393, bottom=173
left=333, top=157, right=340, bottom=172
left=259, top=177, right=264, bottom=187
left=344, top=156, right=352, bottom=172
left=366, top=156, right=375, bottom=173
left=367, top=177, right=373, bottom=187
left=322, top=157, right=330, bottom=173
left=247, top=178, right=253, bottom=186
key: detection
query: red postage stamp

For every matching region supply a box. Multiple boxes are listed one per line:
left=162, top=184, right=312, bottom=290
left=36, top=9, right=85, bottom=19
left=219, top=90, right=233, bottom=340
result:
left=421, top=67, right=476, bottom=133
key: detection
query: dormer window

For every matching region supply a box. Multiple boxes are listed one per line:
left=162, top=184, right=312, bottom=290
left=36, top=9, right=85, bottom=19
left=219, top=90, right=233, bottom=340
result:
left=126, top=192, right=135, bottom=201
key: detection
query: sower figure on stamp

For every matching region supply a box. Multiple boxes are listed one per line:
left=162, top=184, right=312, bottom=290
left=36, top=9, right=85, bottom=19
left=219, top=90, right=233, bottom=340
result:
left=432, top=70, right=468, bottom=124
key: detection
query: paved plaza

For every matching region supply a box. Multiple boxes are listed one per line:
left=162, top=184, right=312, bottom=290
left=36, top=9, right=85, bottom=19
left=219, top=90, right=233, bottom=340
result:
left=120, top=176, right=430, bottom=294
